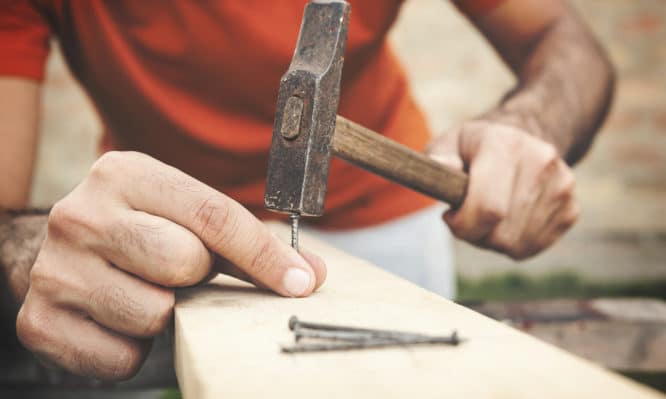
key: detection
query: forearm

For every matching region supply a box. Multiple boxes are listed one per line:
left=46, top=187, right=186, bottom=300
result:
left=0, top=209, right=48, bottom=312
left=486, top=12, right=615, bottom=164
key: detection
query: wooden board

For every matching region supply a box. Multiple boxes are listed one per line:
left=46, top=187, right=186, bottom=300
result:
left=174, top=222, right=664, bottom=399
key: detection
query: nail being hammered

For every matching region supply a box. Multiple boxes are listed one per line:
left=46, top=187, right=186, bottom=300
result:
left=290, top=213, right=299, bottom=252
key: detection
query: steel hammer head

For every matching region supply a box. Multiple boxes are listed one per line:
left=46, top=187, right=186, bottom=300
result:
left=264, top=0, right=351, bottom=217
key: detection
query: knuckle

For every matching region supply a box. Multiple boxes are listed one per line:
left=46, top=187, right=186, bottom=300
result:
left=477, top=202, right=506, bottom=224
left=144, top=290, right=175, bottom=336
left=28, top=257, right=56, bottom=294
left=556, top=170, right=577, bottom=200
left=491, top=231, right=528, bottom=260
left=16, top=300, right=50, bottom=352
left=490, top=229, right=514, bottom=249
left=245, top=237, right=274, bottom=278
left=89, top=285, right=144, bottom=325
left=492, top=232, right=533, bottom=260
left=445, top=218, right=471, bottom=241
left=192, top=195, right=237, bottom=247
left=541, top=143, right=559, bottom=162
left=537, top=144, right=560, bottom=170
left=28, top=251, right=80, bottom=298
left=93, top=342, right=145, bottom=381
left=110, top=345, right=144, bottom=380
left=88, top=151, right=127, bottom=184
left=47, top=198, right=94, bottom=241
left=108, top=218, right=149, bottom=259
left=506, top=245, right=532, bottom=261
left=162, top=248, right=208, bottom=286
left=173, top=246, right=210, bottom=286
left=563, top=204, right=581, bottom=228
left=47, top=200, right=74, bottom=236
left=88, top=151, right=147, bottom=186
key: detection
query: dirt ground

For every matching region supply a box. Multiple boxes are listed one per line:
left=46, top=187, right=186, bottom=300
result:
left=31, top=0, right=666, bottom=284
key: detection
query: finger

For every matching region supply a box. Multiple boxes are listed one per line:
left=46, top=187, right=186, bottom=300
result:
left=87, top=152, right=324, bottom=297
left=94, top=209, right=213, bottom=287
left=214, top=247, right=326, bottom=292
left=299, top=249, right=327, bottom=291
left=503, top=157, right=571, bottom=258
left=214, top=254, right=268, bottom=289
left=444, top=136, right=516, bottom=241
left=520, top=160, right=575, bottom=241
left=482, top=142, right=565, bottom=259
left=485, top=156, right=548, bottom=255
left=427, top=128, right=465, bottom=171
left=533, top=199, right=580, bottom=251
left=31, top=243, right=174, bottom=338
left=17, top=293, right=151, bottom=381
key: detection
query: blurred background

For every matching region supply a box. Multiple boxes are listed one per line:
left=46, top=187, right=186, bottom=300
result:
left=19, top=0, right=665, bottom=396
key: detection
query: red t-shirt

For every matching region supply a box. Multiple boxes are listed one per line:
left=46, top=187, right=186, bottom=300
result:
left=0, top=0, right=503, bottom=229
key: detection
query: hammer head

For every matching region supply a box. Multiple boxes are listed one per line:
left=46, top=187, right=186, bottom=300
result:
left=264, top=0, right=351, bottom=217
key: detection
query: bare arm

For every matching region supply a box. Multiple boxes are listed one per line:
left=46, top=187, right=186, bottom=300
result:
left=472, top=0, right=615, bottom=164
left=429, top=0, right=615, bottom=259
left=0, top=77, right=41, bottom=207
left=0, top=211, right=46, bottom=316
left=0, top=78, right=45, bottom=321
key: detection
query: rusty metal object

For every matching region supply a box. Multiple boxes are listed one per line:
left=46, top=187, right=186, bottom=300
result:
left=282, top=316, right=461, bottom=353
left=264, top=0, right=469, bottom=249
left=264, top=0, right=351, bottom=217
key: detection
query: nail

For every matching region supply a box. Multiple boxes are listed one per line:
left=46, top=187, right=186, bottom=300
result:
left=288, top=316, right=431, bottom=340
left=281, top=334, right=461, bottom=353
left=294, top=328, right=379, bottom=342
left=283, top=268, right=311, bottom=297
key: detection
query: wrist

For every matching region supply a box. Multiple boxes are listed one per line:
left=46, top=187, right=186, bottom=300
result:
left=0, top=210, right=49, bottom=306
left=481, top=85, right=574, bottom=158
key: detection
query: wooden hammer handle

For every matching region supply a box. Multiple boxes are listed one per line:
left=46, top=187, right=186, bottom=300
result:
left=331, top=115, right=468, bottom=208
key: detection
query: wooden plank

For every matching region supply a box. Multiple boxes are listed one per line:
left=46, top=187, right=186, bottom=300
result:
left=174, top=222, right=664, bottom=399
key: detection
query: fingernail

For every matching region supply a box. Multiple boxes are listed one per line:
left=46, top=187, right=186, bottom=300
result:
left=283, top=268, right=312, bottom=297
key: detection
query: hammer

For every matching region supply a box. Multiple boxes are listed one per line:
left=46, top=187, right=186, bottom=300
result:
left=265, top=0, right=468, bottom=250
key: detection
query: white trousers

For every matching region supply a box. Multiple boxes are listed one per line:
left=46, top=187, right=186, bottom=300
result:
left=303, top=206, right=456, bottom=299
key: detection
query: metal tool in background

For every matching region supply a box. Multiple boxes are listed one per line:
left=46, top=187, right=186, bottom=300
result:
left=281, top=316, right=462, bottom=353
left=265, top=0, right=469, bottom=250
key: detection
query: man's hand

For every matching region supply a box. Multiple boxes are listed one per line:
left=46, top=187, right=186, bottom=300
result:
left=428, top=120, right=579, bottom=260
left=429, top=0, right=614, bottom=259
left=15, top=151, right=326, bottom=380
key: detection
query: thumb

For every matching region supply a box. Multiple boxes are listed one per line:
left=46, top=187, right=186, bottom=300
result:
left=426, top=128, right=464, bottom=171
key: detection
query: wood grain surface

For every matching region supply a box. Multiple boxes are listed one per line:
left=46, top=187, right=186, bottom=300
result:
left=332, top=116, right=468, bottom=208
left=174, top=222, right=664, bottom=399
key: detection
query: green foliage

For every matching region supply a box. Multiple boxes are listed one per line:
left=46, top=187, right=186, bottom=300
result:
left=457, top=271, right=666, bottom=302
left=160, top=389, right=182, bottom=399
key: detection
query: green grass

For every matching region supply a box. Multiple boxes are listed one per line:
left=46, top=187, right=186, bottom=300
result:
left=457, top=271, right=666, bottom=302
left=160, top=389, right=182, bottom=399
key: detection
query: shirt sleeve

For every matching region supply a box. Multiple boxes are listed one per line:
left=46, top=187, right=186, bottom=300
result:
left=0, top=0, right=51, bottom=80
left=451, top=0, right=506, bottom=18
